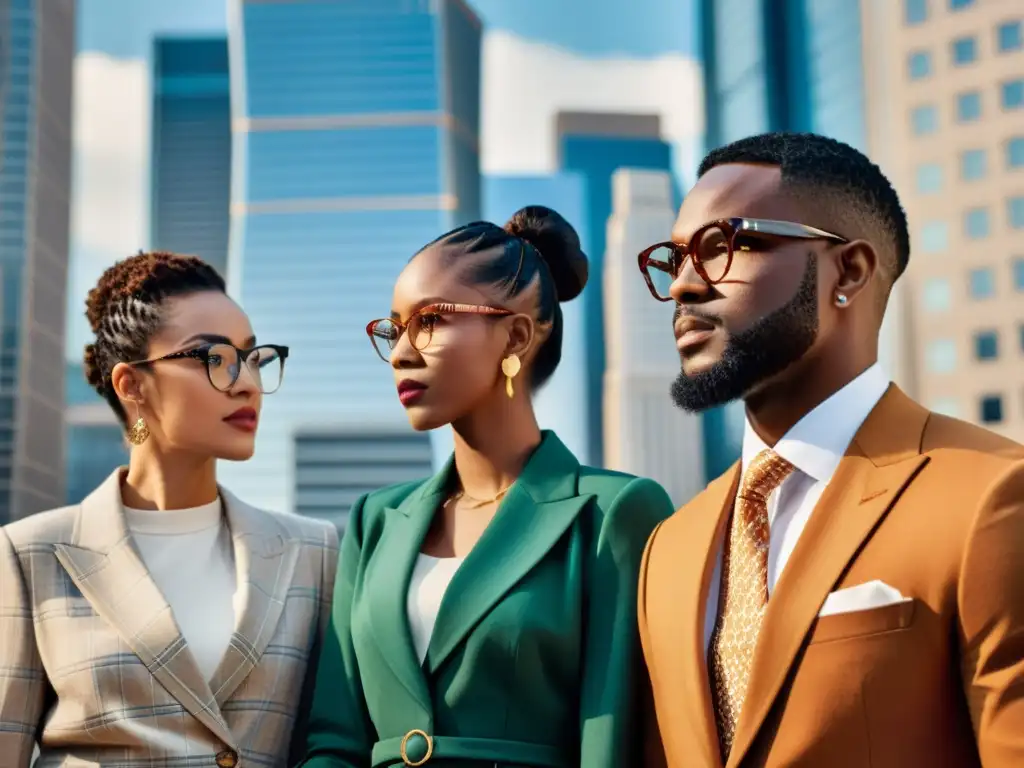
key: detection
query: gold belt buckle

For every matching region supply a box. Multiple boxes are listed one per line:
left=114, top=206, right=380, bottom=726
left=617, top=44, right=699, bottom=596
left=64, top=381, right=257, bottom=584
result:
left=400, top=728, right=434, bottom=766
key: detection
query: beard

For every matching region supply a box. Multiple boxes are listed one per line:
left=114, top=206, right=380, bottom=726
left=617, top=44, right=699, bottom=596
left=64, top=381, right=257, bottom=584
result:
left=670, top=258, right=819, bottom=413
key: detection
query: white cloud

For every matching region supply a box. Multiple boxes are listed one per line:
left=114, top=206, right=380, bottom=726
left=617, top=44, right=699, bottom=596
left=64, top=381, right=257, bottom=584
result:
left=480, top=31, right=704, bottom=180
left=66, top=52, right=150, bottom=356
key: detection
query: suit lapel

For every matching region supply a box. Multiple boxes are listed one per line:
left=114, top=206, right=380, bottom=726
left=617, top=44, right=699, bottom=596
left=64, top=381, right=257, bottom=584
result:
left=208, top=489, right=301, bottom=705
left=53, top=469, right=235, bottom=748
left=366, top=474, right=446, bottom=722
left=653, top=464, right=737, bottom=768
left=425, top=433, right=588, bottom=675
left=727, top=387, right=930, bottom=767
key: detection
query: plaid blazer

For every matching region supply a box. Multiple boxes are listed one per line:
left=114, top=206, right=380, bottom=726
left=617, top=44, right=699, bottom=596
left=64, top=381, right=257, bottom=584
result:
left=0, top=469, right=338, bottom=768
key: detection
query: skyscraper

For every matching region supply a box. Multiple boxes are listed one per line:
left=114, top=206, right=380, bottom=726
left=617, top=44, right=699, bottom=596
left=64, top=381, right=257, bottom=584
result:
left=151, top=36, right=232, bottom=276
left=696, top=0, right=907, bottom=479
left=0, top=0, right=74, bottom=521
left=555, top=111, right=678, bottom=466
left=64, top=362, right=127, bottom=505
left=861, top=0, right=1024, bottom=440
left=603, top=169, right=705, bottom=505
left=223, top=0, right=482, bottom=512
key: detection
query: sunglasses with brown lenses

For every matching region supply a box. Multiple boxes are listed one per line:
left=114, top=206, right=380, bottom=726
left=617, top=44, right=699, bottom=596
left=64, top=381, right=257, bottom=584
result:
left=637, top=217, right=848, bottom=302
left=366, top=302, right=513, bottom=361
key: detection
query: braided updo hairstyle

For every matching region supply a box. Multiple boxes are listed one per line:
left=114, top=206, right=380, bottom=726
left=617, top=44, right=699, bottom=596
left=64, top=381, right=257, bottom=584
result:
left=84, top=251, right=226, bottom=426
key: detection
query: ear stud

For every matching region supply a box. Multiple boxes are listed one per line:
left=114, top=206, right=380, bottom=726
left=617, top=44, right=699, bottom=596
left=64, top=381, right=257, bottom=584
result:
left=835, top=293, right=848, bottom=306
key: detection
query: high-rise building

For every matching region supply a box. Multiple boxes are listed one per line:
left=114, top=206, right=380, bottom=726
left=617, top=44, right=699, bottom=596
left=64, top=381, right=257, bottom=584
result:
left=0, top=0, right=74, bottom=520
left=555, top=111, right=678, bottom=466
left=293, top=427, right=433, bottom=530
left=223, top=0, right=482, bottom=512
left=696, top=0, right=912, bottom=479
left=603, top=169, right=705, bottom=505
left=861, top=0, right=1024, bottom=440
left=64, top=362, right=127, bottom=505
left=151, top=36, right=232, bottom=277
left=483, top=172, right=591, bottom=461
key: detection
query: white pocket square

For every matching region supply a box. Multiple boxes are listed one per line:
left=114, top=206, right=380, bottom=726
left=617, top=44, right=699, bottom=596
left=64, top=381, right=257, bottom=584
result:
left=818, top=580, right=911, bottom=618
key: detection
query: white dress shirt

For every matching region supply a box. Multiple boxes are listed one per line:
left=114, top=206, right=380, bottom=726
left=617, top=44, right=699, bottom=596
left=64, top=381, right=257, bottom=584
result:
left=702, top=363, right=891, bottom=652
left=407, top=553, right=464, bottom=663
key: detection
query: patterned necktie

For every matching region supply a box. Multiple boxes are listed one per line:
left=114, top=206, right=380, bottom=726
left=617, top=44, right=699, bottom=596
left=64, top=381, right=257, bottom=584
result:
left=709, top=449, right=795, bottom=759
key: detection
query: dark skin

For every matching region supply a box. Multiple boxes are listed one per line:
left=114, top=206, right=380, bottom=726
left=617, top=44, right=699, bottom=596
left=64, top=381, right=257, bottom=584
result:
left=670, top=163, right=885, bottom=445
left=388, top=248, right=552, bottom=557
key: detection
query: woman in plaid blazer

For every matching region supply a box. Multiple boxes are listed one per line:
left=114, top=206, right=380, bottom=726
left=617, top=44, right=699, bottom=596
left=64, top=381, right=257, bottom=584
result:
left=0, top=252, right=338, bottom=768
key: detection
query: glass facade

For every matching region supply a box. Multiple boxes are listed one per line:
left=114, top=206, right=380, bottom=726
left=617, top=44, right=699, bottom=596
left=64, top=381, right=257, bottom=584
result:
left=697, top=0, right=872, bottom=479
left=151, top=37, right=232, bottom=277
left=0, top=0, right=74, bottom=521
left=64, top=363, right=128, bottom=504
left=554, top=117, right=676, bottom=466
left=222, top=0, right=482, bottom=512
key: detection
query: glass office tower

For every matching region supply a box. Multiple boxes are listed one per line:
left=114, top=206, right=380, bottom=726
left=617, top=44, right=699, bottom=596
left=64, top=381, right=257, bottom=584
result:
left=697, top=0, right=868, bottom=478
left=224, top=0, right=481, bottom=512
left=64, top=362, right=127, bottom=505
left=151, top=36, right=232, bottom=276
left=0, top=0, right=74, bottom=520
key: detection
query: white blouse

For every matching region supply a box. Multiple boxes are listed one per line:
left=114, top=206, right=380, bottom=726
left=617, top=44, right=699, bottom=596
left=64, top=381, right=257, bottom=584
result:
left=406, top=553, right=464, bottom=663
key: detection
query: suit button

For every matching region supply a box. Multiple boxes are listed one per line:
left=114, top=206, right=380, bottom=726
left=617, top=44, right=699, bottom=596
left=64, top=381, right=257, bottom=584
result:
left=215, top=750, right=238, bottom=768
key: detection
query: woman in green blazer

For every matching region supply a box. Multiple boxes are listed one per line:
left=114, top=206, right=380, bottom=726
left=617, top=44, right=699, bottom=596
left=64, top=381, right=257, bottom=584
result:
left=299, top=206, right=675, bottom=768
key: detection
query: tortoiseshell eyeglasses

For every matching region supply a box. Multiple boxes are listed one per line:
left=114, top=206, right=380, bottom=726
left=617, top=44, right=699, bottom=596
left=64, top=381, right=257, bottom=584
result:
left=365, top=302, right=513, bottom=361
left=637, top=217, right=849, bottom=302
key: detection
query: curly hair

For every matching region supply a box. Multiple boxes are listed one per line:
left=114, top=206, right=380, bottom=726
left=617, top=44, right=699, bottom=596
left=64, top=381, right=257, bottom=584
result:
left=83, top=251, right=226, bottom=425
left=698, top=132, right=910, bottom=286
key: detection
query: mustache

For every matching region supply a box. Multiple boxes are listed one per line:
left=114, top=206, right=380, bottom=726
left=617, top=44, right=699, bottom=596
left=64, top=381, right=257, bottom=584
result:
left=674, top=305, right=721, bottom=326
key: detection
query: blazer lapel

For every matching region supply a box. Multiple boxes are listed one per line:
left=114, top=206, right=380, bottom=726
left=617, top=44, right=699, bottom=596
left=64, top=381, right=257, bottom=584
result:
left=652, top=463, right=737, bottom=768
left=53, top=469, right=235, bottom=748
left=727, top=387, right=930, bottom=767
left=424, top=432, right=589, bottom=676
left=366, top=472, right=446, bottom=723
left=208, top=489, right=301, bottom=705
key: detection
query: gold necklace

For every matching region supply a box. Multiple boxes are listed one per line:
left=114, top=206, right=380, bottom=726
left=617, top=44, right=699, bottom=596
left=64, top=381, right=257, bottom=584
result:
left=448, top=484, right=512, bottom=510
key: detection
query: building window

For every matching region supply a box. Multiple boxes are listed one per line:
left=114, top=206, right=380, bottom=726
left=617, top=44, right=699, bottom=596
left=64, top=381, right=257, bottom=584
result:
left=956, top=90, right=982, bottom=122
left=964, top=207, right=991, bottom=239
left=1003, top=79, right=1024, bottom=110
left=922, top=277, right=952, bottom=312
left=998, top=21, right=1023, bottom=53
left=974, top=330, right=999, bottom=360
left=1010, top=196, right=1024, bottom=229
left=979, top=395, right=1003, bottom=424
left=912, top=105, right=939, bottom=135
left=919, top=220, right=949, bottom=253
left=1013, top=257, right=1024, bottom=291
left=926, top=339, right=957, bottom=373
left=915, top=163, right=943, bottom=193
left=908, top=50, right=932, bottom=79
left=905, top=0, right=928, bottom=24
left=969, top=266, right=996, bottom=299
left=951, top=36, right=977, bottom=65
left=960, top=148, right=987, bottom=180
left=930, top=397, right=960, bottom=417
left=949, top=0, right=975, bottom=9
left=1007, top=137, right=1024, bottom=169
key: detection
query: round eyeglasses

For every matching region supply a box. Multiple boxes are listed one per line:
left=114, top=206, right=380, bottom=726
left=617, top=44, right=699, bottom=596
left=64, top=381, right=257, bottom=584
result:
left=638, top=217, right=849, bottom=301
left=130, top=343, right=289, bottom=393
left=366, top=302, right=512, bottom=362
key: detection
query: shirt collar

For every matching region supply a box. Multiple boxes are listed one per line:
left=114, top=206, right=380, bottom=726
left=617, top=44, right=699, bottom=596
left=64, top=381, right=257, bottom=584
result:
left=741, top=363, right=891, bottom=482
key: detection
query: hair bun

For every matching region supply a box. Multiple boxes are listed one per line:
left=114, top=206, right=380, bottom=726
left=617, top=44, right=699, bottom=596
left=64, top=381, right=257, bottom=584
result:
left=504, top=205, right=588, bottom=302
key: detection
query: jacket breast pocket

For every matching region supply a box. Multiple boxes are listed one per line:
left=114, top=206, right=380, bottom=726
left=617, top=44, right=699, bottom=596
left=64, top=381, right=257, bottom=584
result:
left=807, top=598, right=916, bottom=645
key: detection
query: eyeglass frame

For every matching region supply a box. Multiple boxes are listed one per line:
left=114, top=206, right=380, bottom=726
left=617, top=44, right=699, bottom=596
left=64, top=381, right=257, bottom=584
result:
left=637, top=217, right=849, bottom=302
left=365, top=302, right=513, bottom=362
left=126, top=342, right=290, bottom=393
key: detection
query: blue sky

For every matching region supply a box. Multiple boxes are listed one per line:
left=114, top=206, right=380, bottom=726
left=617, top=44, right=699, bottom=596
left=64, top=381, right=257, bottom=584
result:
left=77, top=0, right=696, bottom=58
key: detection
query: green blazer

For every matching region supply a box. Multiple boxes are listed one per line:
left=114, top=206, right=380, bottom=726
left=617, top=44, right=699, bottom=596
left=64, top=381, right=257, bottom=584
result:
left=298, top=431, right=674, bottom=768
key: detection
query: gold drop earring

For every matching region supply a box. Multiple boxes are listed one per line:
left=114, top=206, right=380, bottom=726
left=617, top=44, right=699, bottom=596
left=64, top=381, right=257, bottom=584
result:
left=127, top=404, right=150, bottom=446
left=501, top=354, right=521, bottom=399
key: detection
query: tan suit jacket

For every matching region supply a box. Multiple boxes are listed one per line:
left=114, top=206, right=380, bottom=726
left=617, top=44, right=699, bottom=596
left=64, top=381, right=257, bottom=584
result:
left=0, top=469, right=339, bottom=768
left=639, top=386, right=1024, bottom=767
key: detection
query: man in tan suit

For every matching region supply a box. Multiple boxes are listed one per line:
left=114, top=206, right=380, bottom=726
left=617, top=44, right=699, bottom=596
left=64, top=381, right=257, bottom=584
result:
left=636, top=132, right=1024, bottom=767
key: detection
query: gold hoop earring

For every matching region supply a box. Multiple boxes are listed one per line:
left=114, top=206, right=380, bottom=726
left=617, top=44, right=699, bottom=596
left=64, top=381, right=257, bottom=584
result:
left=501, top=354, right=521, bottom=399
left=127, top=406, right=150, bottom=446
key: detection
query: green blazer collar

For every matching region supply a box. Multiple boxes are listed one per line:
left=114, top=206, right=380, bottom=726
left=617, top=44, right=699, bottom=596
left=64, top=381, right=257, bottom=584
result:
left=367, top=431, right=591, bottom=718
